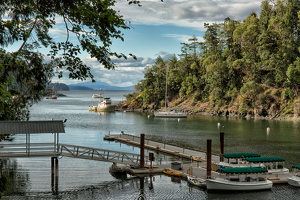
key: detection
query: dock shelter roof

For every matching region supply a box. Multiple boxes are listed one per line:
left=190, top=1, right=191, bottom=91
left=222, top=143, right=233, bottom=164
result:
left=221, top=167, right=268, bottom=174
left=245, top=157, right=285, bottom=163
left=292, top=165, right=300, bottom=170
left=221, top=153, right=261, bottom=159
left=0, top=120, right=65, bottom=134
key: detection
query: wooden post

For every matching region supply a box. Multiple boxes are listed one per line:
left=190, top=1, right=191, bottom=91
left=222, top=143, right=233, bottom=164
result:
left=220, top=132, right=225, bottom=162
left=207, top=139, right=212, bottom=179
left=140, top=134, right=145, bottom=169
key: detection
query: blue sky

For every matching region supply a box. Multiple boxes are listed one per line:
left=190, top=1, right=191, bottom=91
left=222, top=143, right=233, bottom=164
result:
left=7, top=0, right=263, bottom=87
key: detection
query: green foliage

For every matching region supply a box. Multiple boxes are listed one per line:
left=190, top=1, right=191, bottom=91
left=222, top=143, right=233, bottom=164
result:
left=0, top=0, right=140, bottom=120
left=0, top=175, right=8, bottom=194
left=125, top=0, right=300, bottom=115
left=239, top=106, right=248, bottom=114
left=282, top=88, right=294, bottom=100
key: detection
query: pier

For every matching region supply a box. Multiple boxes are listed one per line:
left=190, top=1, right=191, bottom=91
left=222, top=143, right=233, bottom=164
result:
left=105, top=132, right=292, bottom=184
left=0, top=120, right=293, bottom=192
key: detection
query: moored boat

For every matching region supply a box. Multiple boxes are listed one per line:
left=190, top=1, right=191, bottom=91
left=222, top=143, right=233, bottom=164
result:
left=163, top=168, right=182, bottom=177
left=97, top=97, right=115, bottom=112
left=187, top=175, right=206, bottom=187
left=217, top=154, right=289, bottom=174
left=154, top=64, right=186, bottom=118
left=92, top=88, right=104, bottom=98
left=89, top=97, right=115, bottom=112
left=154, top=110, right=187, bottom=118
left=109, top=162, right=129, bottom=174
left=244, top=157, right=289, bottom=173
left=287, top=165, right=300, bottom=187
left=206, top=167, right=272, bottom=191
left=217, top=153, right=261, bottom=170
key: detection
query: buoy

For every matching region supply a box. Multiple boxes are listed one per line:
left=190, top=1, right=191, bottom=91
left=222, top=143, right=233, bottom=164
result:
left=148, top=115, right=150, bottom=118
left=181, top=166, right=183, bottom=170
left=217, top=122, right=220, bottom=127
left=267, top=127, right=270, bottom=135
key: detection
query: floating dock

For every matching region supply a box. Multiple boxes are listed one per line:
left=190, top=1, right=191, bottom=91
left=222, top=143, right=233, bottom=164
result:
left=105, top=133, right=292, bottom=184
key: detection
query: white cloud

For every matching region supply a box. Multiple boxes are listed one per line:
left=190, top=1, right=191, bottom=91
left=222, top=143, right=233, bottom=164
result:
left=46, top=0, right=263, bottom=87
left=116, top=0, right=262, bottom=30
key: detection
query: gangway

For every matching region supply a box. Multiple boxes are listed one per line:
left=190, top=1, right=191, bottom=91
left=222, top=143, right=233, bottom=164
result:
left=59, top=143, right=145, bottom=167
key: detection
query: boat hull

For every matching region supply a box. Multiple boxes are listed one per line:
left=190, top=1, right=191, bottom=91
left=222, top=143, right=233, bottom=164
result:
left=97, top=105, right=115, bottom=112
left=206, top=178, right=273, bottom=191
left=154, top=112, right=187, bottom=118
left=287, top=176, right=300, bottom=187
left=187, top=176, right=206, bottom=187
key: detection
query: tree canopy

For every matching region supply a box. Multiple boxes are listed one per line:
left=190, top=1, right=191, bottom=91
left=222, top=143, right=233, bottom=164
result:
left=132, top=0, right=300, bottom=116
left=0, top=0, right=141, bottom=120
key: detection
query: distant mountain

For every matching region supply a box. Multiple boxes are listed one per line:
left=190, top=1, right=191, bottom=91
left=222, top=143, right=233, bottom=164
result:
left=68, top=85, right=93, bottom=90
left=48, top=83, right=69, bottom=91
left=68, top=81, right=134, bottom=90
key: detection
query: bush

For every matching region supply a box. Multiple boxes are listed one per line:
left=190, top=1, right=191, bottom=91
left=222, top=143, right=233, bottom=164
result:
left=282, top=88, right=294, bottom=100
left=239, top=106, right=248, bottom=114
left=189, top=100, right=196, bottom=106
left=193, top=89, right=202, bottom=101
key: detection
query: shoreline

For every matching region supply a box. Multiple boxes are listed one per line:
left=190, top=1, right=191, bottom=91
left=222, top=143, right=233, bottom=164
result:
left=115, top=106, right=300, bottom=122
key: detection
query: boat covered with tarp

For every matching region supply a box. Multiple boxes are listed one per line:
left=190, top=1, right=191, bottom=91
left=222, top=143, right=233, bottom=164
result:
left=288, top=165, right=300, bottom=187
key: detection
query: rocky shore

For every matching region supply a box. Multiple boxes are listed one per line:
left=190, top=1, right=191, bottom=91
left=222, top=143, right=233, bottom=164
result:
left=115, top=104, right=300, bottom=122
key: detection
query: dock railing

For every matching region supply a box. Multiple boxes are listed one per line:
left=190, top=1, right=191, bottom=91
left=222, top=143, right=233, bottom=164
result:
left=0, top=142, right=59, bottom=158
left=59, top=143, right=147, bottom=167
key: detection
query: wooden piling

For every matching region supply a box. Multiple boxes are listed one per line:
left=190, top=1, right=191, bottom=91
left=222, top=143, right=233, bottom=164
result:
left=220, top=132, right=224, bottom=162
left=207, top=139, right=212, bottom=179
left=140, top=134, right=145, bottom=169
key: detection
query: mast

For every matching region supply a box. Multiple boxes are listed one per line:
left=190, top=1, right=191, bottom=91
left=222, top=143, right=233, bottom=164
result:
left=165, top=64, right=168, bottom=112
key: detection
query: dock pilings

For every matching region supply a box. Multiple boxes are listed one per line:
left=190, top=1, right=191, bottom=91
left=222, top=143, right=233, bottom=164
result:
left=140, top=133, right=145, bottom=169
left=207, top=139, right=212, bottom=179
left=51, top=157, right=58, bottom=195
left=220, top=132, right=225, bottom=162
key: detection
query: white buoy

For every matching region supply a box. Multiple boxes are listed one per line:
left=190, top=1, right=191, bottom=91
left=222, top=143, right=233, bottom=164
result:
left=217, top=122, right=220, bottom=127
left=178, top=118, right=180, bottom=122
left=148, top=115, right=150, bottom=118
left=267, top=127, right=270, bottom=135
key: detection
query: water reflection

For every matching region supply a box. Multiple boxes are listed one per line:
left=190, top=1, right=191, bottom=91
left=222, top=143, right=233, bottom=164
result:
left=3, top=90, right=300, bottom=199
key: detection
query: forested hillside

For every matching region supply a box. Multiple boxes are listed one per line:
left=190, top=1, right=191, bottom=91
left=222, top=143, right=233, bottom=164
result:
left=124, top=0, right=300, bottom=118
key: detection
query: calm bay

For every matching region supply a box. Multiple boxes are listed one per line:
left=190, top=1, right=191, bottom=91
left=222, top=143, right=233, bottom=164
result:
left=2, top=90, right=300, bottom=199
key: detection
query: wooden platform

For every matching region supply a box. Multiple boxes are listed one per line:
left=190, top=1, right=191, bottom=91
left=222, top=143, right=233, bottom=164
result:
left=104, top=133, right=292, bottom=184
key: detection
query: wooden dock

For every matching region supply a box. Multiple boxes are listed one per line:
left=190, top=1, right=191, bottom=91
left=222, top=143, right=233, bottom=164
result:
left=105, top=133, right=292, bottom=184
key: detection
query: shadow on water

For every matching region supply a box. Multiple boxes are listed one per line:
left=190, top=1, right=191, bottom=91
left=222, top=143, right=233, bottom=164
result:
left=3, top=90, right=300, bottom=199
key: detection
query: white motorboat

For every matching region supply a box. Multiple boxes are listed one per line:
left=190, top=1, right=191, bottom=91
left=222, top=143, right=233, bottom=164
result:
left=206, top=167, right=273, bottom=191
left=187, top=175, right=206, bottom=187
left=217, top=153, right=261, bottom=171
left=287, top=165, right=300, bottom=187
left=89, top=90, right=115, bottom=112
left=97, top=97, right=115, bottom=112
left=92, top=88, right=104, bottom=98
left=244, top=157, right=289, bottom=174
left=217, top=154, right=289, bottom=174
left=154, top=64, right=186, bottom=118
left=92, top=93, right=103, bottom=98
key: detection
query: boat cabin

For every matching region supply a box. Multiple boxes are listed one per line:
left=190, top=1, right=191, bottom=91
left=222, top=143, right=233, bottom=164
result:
left=219, top=167, right=269, bottom=183
left=217, top=153, right=261, bottom=170
left=244, top=157, right=289, bottom=173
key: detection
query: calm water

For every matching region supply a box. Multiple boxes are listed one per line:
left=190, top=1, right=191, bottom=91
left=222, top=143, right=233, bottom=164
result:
left=2, top=90, right=300, bottom=199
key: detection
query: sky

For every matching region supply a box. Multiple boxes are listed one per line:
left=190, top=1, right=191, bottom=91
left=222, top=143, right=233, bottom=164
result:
left=10, top=0, right=263, bottom=87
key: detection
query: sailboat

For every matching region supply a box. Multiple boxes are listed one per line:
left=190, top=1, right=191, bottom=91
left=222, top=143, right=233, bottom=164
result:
left=154, top=65, right=187, bottom=118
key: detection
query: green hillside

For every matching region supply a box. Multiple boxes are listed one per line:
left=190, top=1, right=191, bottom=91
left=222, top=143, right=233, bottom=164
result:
left=123, top=0, right=300, bottom=118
